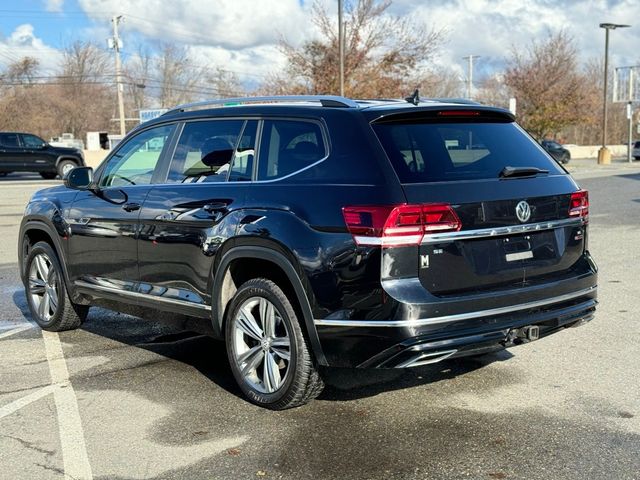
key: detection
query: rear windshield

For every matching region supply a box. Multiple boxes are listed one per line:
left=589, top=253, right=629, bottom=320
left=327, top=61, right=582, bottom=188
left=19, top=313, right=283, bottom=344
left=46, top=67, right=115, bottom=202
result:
left=372, top=121, right=564, bottom=183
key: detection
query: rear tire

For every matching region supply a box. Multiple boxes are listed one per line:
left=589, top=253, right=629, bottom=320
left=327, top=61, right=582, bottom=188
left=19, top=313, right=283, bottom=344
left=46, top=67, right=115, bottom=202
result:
left=57, top=160, right=78, bottom=178
left=225, top=278, right=324, bottom=409
left=561, top=153, right=570, bottom=164
left=24, top=242, right=88, bottom=331
left=40, top=172, right=57, bottom=180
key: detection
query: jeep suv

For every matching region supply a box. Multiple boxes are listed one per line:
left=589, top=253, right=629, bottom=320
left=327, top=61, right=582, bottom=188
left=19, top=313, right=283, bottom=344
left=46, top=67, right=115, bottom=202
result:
left=0, top=131, right=85, bottom=179
left=19, top=96, right=597, bottom=409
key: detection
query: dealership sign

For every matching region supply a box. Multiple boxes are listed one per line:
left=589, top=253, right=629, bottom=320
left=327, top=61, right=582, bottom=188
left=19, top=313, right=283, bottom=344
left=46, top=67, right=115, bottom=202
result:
left=139, top=109, right=168, bottom=124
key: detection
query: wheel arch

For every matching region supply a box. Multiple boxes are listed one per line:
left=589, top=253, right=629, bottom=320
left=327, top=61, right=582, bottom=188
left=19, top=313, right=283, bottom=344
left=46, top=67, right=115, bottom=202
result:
left=213, top=246, right=327, bottom=366
left=19, top=220, right=78, bottom=301
left=55, top=156, right=82, bottom=168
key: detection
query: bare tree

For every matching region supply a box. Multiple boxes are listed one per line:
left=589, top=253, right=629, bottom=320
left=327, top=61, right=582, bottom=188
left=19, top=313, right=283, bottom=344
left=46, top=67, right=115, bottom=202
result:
left=2, top=56, right=40, bottom=84
left=125, top=44, right=153, bottom=112
left=54, top=41, right=114, bottom=140
left=263, top=0, right=444, bottom=98
left=154, top=44, right=202, bottom=107
left=503, top=31, right=591, bottom=140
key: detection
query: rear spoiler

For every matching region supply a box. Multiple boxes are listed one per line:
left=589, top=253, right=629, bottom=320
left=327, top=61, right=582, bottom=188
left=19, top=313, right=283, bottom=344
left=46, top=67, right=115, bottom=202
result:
left=370, top=106, right=515, bottom=124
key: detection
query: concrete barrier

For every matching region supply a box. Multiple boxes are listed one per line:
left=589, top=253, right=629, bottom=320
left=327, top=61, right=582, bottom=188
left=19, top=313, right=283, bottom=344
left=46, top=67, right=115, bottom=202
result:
left=565, top=144, right=628, bottom=159
left=83, top=150, right=109, bottom=169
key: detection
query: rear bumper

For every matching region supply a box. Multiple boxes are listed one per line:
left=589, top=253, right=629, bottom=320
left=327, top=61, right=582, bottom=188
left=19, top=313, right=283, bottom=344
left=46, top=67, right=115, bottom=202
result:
left=315, top=284, right=597, bottom=368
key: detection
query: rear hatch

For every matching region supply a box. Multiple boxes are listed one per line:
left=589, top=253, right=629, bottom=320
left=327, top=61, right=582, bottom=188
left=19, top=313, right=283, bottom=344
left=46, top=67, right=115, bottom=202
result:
left=369, top=107, right=589, bottom=296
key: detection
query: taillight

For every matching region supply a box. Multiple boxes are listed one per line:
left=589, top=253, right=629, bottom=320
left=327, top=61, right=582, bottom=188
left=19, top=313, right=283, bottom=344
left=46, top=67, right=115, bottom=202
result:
left=342, top=204, right=461, bottom=247
left=569, top=190, right=589, bottom=218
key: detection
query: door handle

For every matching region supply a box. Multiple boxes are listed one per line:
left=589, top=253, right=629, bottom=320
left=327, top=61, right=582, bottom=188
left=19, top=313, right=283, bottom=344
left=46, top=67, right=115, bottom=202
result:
left=203, top=202, right=227, bottom=213
left=122, top=202, right=141, bottom=212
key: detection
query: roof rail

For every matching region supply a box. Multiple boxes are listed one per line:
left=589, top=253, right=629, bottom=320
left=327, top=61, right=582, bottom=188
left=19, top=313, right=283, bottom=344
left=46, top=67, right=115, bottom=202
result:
left=163, top=95, right=359, bottom=115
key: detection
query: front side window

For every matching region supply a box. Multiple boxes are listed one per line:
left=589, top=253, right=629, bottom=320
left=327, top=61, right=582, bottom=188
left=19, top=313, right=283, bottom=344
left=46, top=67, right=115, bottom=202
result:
left=100, top=124, right=174, bottom=187
left=22, top=134, right=46, bottom=148
left=257, top=120, right=326, bottom=181
left=0, top=133, right=20, bottom=147
left=167, top=120, right=244, bottom=183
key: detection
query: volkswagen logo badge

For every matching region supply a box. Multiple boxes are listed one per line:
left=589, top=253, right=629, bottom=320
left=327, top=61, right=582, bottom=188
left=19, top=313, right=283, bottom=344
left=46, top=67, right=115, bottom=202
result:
left=515, top=200, right=531, bottom=223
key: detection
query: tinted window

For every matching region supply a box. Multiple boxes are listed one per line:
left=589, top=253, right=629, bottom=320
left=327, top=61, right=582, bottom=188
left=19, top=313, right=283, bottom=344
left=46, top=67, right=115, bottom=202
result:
left=168, top=120, right=244, bottom=183
left=229, top=121, right=258, bottom=182
left=373, top=122, right=564, bottom=183
left=22, top=134, right=45, bottom=148
left=0, top=133, right=19, bottom=147
left=100, top=124, right=174, bottom=187
left=257, top=120, right=326, bottom=181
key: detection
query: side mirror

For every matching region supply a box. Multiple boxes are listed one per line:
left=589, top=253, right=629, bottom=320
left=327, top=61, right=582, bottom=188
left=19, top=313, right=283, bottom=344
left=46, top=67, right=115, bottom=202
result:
left=39, top=142, right=47, bottom=149
left=64, top=166, right=93, bottom=190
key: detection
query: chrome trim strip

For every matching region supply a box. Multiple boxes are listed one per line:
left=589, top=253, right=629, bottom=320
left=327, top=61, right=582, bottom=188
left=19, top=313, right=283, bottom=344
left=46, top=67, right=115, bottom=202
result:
left=75, top=280, right=211, bottom=311
left=396, top=349, right=458, bottom=368
left=421, top=217, right=584, bottom=244
left=314, top=286, right=596, bottom=328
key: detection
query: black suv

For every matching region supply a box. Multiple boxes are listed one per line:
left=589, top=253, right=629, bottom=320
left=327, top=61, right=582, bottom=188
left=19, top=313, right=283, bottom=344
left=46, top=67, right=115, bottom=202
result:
left=0, top=132, right=85, bottom=179
left=19, top=96, right=597, bottom=409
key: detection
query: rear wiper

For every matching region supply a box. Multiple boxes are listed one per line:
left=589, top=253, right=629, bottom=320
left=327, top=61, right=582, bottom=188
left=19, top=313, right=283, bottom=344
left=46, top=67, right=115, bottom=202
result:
left=499, top=166, right=549, bottom=178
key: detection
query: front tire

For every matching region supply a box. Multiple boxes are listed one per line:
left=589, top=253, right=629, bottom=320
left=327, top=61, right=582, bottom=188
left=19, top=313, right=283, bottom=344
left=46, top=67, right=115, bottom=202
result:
left=24, top=242, right=88, bottom=331
left=225, top=278, right=324, bottom=409
left=57, top=160, right=78, bottom=178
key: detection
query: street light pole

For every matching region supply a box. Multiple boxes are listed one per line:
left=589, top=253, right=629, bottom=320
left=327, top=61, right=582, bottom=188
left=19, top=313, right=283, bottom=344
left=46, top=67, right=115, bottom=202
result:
left=111, top=15, right=126, bottom=137
left=462, top=55, right=480, bottom=99
left=598, top=22, right=630, bottom=165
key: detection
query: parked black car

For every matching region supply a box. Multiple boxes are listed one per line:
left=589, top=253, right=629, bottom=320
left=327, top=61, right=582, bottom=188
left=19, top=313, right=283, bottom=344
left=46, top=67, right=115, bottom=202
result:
left=0, top=132, right=85, bottom=179
left=541, top=139, right=571, bottom=164
left=19, top=96, right=597, bottom=409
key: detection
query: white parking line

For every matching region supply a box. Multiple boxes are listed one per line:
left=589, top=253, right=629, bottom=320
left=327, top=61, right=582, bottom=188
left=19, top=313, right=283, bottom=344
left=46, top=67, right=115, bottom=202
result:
left=0, top=324, right=33, bottom=340
left=0, top=384, right=59, bottom=420
left=42, top=330, right=93, bottom=480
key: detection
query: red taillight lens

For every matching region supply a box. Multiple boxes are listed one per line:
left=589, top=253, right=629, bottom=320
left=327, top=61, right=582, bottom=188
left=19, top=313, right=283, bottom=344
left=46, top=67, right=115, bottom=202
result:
left=569, top=190, right=589, bottom=218
left=343, top=204, right=461, bottom=247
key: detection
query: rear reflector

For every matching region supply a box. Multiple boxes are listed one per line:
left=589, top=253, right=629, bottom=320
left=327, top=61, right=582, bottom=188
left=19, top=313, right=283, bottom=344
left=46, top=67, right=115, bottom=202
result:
left=569, top=190, right=589, bottom=218
left=343, top=204, right=461, bottom=247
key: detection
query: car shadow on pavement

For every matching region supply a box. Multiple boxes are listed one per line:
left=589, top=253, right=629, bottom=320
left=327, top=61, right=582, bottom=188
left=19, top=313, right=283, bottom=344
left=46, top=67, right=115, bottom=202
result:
left=12, top=289, right=512, bottom=404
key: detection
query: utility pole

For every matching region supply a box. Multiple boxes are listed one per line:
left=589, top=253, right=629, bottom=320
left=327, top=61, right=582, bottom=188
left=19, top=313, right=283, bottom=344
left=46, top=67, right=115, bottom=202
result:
left=338, top=0, right=344, bottom=97
left=462, top=55, right=480, bottom=99
left=110, top=15, right=126, bottom=136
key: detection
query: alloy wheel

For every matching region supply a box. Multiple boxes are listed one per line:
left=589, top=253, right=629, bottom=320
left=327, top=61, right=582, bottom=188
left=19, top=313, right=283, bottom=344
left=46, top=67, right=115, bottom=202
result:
left=61, top=163, right=75, bottom=176
left=28, top=253, right=59, bottom=323
left=231, top=296, right=291, bottom=394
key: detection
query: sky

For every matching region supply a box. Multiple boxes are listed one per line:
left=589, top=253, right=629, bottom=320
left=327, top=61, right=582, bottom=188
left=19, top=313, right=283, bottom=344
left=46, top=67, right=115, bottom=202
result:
left=0, top=0, right=638, bottom=94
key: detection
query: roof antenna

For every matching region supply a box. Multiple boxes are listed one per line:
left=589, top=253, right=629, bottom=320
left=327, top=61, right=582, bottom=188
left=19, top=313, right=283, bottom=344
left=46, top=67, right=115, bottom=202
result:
left=405, top=88, right=420, bottom=105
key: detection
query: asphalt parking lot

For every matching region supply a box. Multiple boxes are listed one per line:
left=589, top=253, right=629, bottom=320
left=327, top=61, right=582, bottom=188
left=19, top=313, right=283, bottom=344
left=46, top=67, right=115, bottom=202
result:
left=1, top=167, right=639, bottom=480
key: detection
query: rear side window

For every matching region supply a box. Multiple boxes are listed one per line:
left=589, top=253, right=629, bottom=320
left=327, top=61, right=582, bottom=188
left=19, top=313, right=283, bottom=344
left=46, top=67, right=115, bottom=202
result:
left=257, top=120, right=326, bottom=181
left=0, top=133, right=19, bottom=147
left=167, top=120, right=244, bottom=183
left=373, top=121, right=564, bottom=183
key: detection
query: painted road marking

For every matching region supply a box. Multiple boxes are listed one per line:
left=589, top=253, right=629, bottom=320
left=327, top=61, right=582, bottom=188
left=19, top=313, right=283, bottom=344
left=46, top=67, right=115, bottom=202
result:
left=0, top=324, right=33, bottom=339
left=42, top=330, right=93, bottom=480
left=0, top=384, right=59, bottom=420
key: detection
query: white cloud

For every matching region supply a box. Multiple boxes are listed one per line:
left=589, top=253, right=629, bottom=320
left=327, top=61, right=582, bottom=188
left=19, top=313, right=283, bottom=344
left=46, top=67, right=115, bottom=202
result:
left=405, top=0, right=639, bottom=78
left=45, top=0, right=65, bottom=12
left=78, top=0, right=310, bottom=50
left=0, top=24, right=64, bottom=74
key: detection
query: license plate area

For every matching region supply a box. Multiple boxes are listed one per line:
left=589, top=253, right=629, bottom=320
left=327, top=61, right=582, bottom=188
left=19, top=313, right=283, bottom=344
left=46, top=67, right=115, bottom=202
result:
left=503, top=236, right=533, bottom=262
